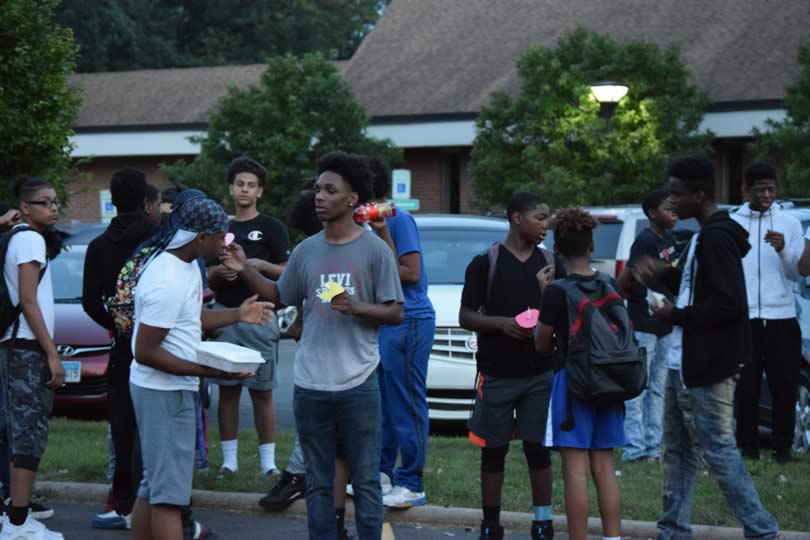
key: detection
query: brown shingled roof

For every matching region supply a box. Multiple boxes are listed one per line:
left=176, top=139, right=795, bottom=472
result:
left=71, top=61, right=347, bottom=128
left=343, top=0, right=809, bottom=118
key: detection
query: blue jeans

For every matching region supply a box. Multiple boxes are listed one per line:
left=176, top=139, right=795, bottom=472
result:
left=657, top=371, right=779, bottom=540
left=294, top=373, right=383, bottom=540
left=379, top=317, right=434, bottom=492
left=624, top=332, right=670, bottom=461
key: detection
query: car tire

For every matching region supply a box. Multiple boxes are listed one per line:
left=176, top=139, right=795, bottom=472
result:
left=793, top=367, right=810, bottom=455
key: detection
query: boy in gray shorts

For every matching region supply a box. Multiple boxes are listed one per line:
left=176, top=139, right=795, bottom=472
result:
left=207, top=157, right=290, bottom=477
left=130, top=197, right=273, bottom=540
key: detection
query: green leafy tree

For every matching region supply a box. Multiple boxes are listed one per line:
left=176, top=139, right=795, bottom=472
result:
left=472, top=28, right=710, bottom=209
left=56, top=0, right=385, bottom=72
left=163, top=53, right=398, bottom=220
left=0, top=0, right=80, bottom=201
left=755, top=41, right=810, bottom=197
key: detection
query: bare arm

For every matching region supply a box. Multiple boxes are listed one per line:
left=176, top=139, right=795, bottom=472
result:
left=247, top=259, right=287, bottom=280
left=134, top=323, right=245, bottom=378
left=18, top=262, right=64, bottom=388
left=200, top=294, right=275, bottom=333
left=221, top=244, right=282, bottom=306
left=330, top=294, right=404, bottom=326
left=370, top=222, right=421, bottom=284
left=458, top=304, right=532, bottom=341
left=533, top=321, right=555, bottom=354
left=207, top=264, right=238, bottom=292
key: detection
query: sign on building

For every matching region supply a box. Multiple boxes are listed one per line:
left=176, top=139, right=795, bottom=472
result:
left=99, top=190, right=117, bottom=224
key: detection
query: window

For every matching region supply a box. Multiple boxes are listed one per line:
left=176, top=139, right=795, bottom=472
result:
left=50, top=245, right=86, bottom=303
left=544, top=220, right=623, bottom=260
left=421, top=228, right=505, bottom=284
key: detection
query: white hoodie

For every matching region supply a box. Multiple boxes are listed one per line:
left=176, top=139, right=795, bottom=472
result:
left=731, top=203, right=804, bottom=320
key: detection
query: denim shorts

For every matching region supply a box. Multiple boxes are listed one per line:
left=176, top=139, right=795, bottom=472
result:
left=211, top=304, right=279, bottom=391
left=131, top=384, right=196, bottom=506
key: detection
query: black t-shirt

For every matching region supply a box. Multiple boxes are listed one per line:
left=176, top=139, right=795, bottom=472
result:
left=540, top=272, right=622, bottom=361
left=626, top=228, right=675, bottom=336
left=460, top=244, right=565, bottom=378
left=215, top=214, right=290, bottom=307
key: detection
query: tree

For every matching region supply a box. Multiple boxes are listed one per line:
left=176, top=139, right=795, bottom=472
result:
left=0, top=0, right=80, bottom=201
left=471, top=28, right=710, bottom=210
left=56, top=0, right=385, bottom=73
left=755, top=41, right=810, bottom=197
left=163, top=53, right=398, bottom=220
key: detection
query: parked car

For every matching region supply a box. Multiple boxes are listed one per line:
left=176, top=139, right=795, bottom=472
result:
left=50, top=242, right=113, bottom=418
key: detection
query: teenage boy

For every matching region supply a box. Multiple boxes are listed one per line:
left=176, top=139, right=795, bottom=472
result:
left=207, top=157, right=289, bottom=477
left=617, top=190, right=677, bottom=462
left=82, top=169, right=159, bottom=529
left=731, top=162, right=805, bottom=463
left=0, top=176, right=64, bottom=540
left=534, top=208, right=625, bottom=540
left=130, top=196, right=273, bottom=540
left=365, top=158, right=436, bottom=508
left=221, top=151, right=404, bottom=540
left=459, top=192, right=561, bottom=540
left=634, top=155, right=779, bottom=540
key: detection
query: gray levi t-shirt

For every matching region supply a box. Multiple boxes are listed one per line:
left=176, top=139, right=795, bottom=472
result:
left=277, top=229, right=404, bottom=391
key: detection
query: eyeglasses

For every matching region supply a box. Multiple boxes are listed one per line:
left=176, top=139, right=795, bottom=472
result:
left=26, top=199, right=61, bottom=209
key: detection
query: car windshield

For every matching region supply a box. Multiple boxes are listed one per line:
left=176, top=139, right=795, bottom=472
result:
left=50, top=244, right=86, bottom=303
left=421, top=227, right=505, bottom=285
left=544, top=220, right=623, bottom=260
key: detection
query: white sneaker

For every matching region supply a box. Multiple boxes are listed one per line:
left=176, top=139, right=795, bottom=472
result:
left=346, top=472, right=394, bottom=497
left=383, top=485, right=428, bottom=509
left=0, top=515, right=64, bottom=539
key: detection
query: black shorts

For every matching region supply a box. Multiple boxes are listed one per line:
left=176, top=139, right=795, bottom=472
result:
left=468, top=371, right=552, bottom=448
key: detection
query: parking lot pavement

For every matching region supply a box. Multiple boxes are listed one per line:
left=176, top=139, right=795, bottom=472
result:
left=40, top=501, right=497, bottom=540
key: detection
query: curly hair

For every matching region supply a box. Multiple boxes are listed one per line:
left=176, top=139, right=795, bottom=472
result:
left=317, top=151, right=374, bottom=204
left=550, top=207, right=598, bottom=257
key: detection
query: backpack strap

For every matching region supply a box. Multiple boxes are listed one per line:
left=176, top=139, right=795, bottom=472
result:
left=484, top=242, right=501, bottom=310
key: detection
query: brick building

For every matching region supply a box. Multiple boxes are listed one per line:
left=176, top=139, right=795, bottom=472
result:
left=66, top=0, right=808, bottom=223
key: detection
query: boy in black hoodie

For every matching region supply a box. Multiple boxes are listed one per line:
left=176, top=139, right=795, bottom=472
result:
left=82, top=169, right=158, bottom=530
left=634, top=155, right=778, bottom=540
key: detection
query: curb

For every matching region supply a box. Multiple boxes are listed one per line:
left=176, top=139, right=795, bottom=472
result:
left=38, top=481, right=810, bottom=540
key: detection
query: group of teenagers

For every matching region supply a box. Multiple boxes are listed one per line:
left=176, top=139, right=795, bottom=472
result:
left=0, top=149, right=807, bottom=540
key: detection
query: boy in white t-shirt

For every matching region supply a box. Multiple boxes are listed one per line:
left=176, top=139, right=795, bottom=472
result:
left=0, top=177, right=64, bottom=540
left=129, top=197, right=273, bottom=540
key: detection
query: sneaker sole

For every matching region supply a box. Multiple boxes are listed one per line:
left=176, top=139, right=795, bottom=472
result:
left=384, top=497, right=428, bottom=509
left=259, top=493, right=304, bottom=512
left=32, top=509, right=55, bottom=520
left=92, top=520, right=130, bottom=530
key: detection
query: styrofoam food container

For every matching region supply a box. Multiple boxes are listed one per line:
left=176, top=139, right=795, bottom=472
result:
left=196, top=341, right=265, bottom=373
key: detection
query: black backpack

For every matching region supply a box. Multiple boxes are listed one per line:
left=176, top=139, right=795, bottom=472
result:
left=557, top=273, right=646, bottom=430
left=0, top=226, right=48, bottom=339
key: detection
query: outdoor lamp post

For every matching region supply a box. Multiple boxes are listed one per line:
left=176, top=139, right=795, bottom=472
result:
left=590, top=81, right=629, bottom=120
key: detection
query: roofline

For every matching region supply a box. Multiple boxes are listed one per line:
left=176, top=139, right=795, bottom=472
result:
left=706, top=99, right=785, bottom=112
left=75, top=123, right=208, bottom=134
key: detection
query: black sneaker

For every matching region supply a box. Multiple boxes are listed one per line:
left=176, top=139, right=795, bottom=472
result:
left=183, top=520, right=219, bottom=539
left=531, top=519, right=554, bottom=540
left=338, top=528, right=353, bottom=540
left=259, top=472, right=306, bottom=511
left=1, top=498, right=54, bottom=520
left=740, top=446, right=760, bottom=460
left=478, top=521, right=504, bottom=540
left=774, top=448, right=793, bottom=464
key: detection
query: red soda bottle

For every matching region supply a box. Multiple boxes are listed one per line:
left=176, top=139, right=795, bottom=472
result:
left=353, top=201, right=397, bottom=223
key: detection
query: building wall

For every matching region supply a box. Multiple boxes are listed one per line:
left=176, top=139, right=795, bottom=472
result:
left=64, top=155, right=192, bottom=223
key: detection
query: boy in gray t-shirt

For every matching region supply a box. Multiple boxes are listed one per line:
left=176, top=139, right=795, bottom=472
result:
left=222, top=151, right=404, bottom=540
left=277, top=229, right=403, bottom=391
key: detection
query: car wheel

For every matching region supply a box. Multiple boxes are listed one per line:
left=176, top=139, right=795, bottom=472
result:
left=793, top=368, right=810, bottom=454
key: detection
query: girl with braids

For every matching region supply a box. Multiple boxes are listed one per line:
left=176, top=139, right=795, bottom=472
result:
left=0, top=176, right=64, bottom=539
left=534, top=208, right=625, bottom=540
